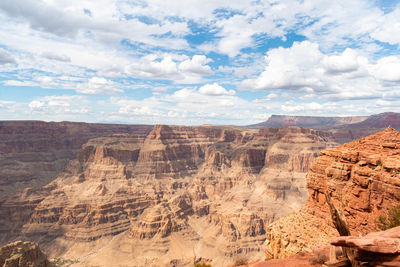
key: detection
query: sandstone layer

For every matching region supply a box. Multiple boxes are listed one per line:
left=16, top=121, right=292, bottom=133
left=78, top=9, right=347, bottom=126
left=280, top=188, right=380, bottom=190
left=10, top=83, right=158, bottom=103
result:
left=331, top=226, right=400, bottom=266
left=0, top=240, right=51, bottom=267
left=0, top=125, right=336, bottom=266
left=265, top=128, right=400, bottom=259
left=0, top=121, right=152, bottom=199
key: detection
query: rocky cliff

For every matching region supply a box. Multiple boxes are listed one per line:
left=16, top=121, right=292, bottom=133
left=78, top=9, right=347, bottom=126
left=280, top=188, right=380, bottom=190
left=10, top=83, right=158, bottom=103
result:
left=265, top=128, right=400, bottom=259
left=0, top=125, right=336, bottom=266
left=331, top=226, right=400, bottom=265
left=248, top=115, right=368, bottom=128
left=0, top=121, right=152, bottom=199
left=0, top=240, right=51, bottom=267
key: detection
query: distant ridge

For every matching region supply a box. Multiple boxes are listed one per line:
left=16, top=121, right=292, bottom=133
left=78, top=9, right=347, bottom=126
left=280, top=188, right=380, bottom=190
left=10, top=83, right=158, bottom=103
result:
left=248, top=114, right=368, bottom=128
left=335, top=112, right=400, bottom=129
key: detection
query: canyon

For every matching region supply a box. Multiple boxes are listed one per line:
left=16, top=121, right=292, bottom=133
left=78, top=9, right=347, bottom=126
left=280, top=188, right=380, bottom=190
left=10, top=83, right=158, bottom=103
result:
left=0, top=122, right=336, bottom=266
left=1, top=114, right=399, bottom=266
left=0, top=121, right=152, bottom=199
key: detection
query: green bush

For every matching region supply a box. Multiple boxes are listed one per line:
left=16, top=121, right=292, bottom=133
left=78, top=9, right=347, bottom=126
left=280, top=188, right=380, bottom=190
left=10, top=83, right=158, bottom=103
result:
left=377, top=205, right=400, bottom=230
left=194, top=263, right=212, bottom=267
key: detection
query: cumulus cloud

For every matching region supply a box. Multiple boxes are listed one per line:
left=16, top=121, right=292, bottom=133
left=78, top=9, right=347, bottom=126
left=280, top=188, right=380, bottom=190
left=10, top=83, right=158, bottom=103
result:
left=125, top=54, right=212, bottom=83
left=76, top=77, right=123, bottom=94
left=323, top=48, right=360, bottom=73
left=1, top=0, right=400, bottom=123
left=240, top=41, right=399, bottom=103
left=126, top=55, right=178, bottom=78
left=28, top=95, right=89, bottom=116
left=241, top=41, right=325, bottom=91
left=178, top=55, right=212, bottom=75
left=28, top=100, right=45, bottom=110
left=109, top=85, right=265, bottom=125
left=369, top=56, right=400, bottom=82
left=370, top=6, right=400, bottom=45
left=198, top=83, right=235, bottom=96
left=0, top=0, right=85, bottom=37
left=0, top=48, right=15, bottom=64
left=42, top=51, right=71, bottom=62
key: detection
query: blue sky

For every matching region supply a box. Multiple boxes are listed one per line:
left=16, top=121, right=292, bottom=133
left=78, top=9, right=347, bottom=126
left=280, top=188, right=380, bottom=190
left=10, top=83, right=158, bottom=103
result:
left=0, top=0, right=400, bottom=125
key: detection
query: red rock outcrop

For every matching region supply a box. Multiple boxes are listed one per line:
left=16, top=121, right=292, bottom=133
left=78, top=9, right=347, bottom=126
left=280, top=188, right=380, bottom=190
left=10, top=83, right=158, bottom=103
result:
left=331, top=226, right=400, bottom=266
left=0, top=240, right=51, bottom=267
left=265, top=128, right=400, bottom=259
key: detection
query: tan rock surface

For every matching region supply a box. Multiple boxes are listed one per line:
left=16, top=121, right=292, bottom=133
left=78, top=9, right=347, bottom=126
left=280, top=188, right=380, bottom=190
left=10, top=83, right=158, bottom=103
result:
left=0, top=121, right=152, bottom=199
left=0, top=125, right=335, bottom=266
left=0, top=240, right=51, bottom=267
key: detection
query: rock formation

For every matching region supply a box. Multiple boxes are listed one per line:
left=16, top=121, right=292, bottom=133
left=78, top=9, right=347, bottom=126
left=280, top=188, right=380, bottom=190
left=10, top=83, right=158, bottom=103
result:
left=248, top=115, right=368, bottom=129
left=265, top=128, right=400, bottom=259
left=0, top=240, right=51, bottom=267
left=0, top=125, right=336, bottom=266
left=0, top=121, right=152, bottom=199
left=331, top=226, right=400, bottom=266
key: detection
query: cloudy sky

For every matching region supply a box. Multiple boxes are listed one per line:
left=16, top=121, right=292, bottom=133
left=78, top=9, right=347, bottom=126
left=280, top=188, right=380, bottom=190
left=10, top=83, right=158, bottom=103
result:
left=0, top=0, right=400, bottom=125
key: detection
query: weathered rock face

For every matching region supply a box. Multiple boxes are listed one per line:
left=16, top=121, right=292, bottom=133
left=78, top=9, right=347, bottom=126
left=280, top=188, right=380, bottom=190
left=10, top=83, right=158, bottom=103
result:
left=248, top=115, right=368, bottom=128
left=0, top=240, right=51, bottom=267
left=331, top=226, right=400, bottom=266
left=0, top=125, right=335, bottom=266
left=265, top=128, right=400, bottom=259
left=0, top=121, right=152, bottom=199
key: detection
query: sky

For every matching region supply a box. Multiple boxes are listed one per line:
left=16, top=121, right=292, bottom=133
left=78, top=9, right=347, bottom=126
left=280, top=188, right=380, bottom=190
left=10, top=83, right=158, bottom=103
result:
left=0, top=0, right=400, bottom=125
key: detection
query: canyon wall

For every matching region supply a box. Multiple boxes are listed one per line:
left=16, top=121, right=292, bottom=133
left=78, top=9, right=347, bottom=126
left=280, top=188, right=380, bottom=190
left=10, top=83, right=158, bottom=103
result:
left=0, top=125, right=336, bottom=266
left=0, top=121, right=152, bottom=199
left=265, top=128, right=400, bottom=259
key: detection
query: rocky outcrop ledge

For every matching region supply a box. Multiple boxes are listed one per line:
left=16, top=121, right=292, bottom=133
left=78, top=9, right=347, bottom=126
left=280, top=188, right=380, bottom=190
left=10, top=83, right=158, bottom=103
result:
left=331, top=226, right=400, bottom=266
left=0, top=241, right=52, bottom=267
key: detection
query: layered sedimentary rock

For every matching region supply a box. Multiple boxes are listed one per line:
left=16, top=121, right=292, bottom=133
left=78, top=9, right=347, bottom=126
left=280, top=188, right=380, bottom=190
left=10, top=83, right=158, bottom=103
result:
left=266, top=128, right=400, bottom=259
left=248, top=115, right=368, bottom=128
left=331, top=226, right=400, bottom=265
left=0, top=240, right=51, bottom=267
left=0, top=125, right=335, bottom=266
left=0, top=121, right=152, bottom=199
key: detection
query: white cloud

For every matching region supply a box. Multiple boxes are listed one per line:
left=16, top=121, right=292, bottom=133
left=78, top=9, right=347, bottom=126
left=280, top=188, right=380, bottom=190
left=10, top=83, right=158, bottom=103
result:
left=178, top=55, right=212, bottom=75
left=281, top=101, right=338, bottom=113
left=125, top=54, right=213, bottom=83
left=241, top=41, right=325, bottom=90
left=323, top=48, right=360, bottom=73
left=42, top=51, right=71, bottom=62
left=3, top=80, right=38, bottom=87
left=126, top=55, right=178, bottom=78
left=240, top=41, right=400, bottom=103
left=0, top=48, right=15, bottom=64
left=1, top=0, right=400, bottom=123
left=109, top=86, right=267, bottom=125
left=370, top=6, right=400, bottom=45
left=198, top=83, right=235, bottom=96
left=76, top=77, right=122, bottom=94
left=27, top=95, right=91, bottom=118
left=265, top=93, right=278, bottom=100
left=369, top=56, right=400, bottom=82
left=28, top=100, right=45, bottom=110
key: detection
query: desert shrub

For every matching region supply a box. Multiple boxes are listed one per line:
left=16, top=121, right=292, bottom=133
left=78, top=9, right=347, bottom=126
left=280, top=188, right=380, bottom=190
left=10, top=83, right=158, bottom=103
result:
left=234, top=257, right=248, bottom=266
left=194, top=263, right=212, bottom=267
left=309, top=250, right=328, bottom=265
left=377, top=205, right=400, bottom=230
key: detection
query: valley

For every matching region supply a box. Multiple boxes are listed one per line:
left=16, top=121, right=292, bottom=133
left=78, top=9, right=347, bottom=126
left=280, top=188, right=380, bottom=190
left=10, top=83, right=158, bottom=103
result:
left=0, top=113, right=399, bottom=266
